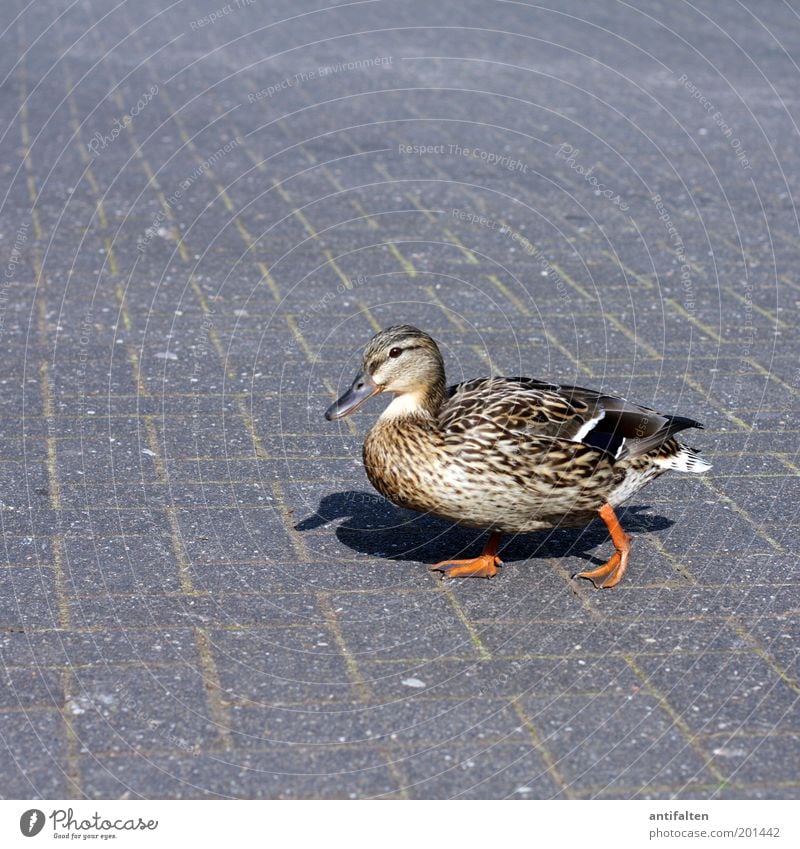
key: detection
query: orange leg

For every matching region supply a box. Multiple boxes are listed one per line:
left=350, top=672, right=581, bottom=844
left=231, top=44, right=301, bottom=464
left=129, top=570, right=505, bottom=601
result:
left=576, top=503, right=632, bottom=589
left=431, top=532, right=503, bottom=579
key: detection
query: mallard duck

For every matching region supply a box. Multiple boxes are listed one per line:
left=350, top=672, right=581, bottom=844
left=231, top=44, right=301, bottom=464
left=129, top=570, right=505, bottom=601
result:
left=325, top=325, right=710, bottom=587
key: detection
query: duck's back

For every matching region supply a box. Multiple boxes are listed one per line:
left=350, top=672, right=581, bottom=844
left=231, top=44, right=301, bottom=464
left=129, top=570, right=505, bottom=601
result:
left=441, top=376, right=706, bottom=461
left=363, top=375, right=709, bottom=533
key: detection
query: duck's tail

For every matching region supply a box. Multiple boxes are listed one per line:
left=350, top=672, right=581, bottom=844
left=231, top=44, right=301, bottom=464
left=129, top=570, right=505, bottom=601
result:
left=655, top=443, right=712, bottom=474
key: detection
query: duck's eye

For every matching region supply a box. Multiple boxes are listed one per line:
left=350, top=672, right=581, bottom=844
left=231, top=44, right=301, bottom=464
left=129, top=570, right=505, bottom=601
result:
left=388, top=347, right=403, bottom=358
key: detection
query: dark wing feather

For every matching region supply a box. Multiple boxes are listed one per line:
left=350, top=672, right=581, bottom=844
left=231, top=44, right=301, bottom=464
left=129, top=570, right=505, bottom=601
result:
left=559, top=386, right=704, bottom=459
left=441, top=377, right=703, bottom=461
left=441, top=377, right=595, bottom=439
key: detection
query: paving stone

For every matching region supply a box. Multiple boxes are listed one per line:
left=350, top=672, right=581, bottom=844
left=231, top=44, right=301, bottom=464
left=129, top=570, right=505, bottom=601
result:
left=228, top=703, right=393, bottom=747
left=396, top=741, right=560, bottom=799
left=0, top=668, right=63, bottom=709
left=68, top=592, right=322, bottom=630
left=350, top=696, right=531, bottom=750
left=700, top=733, right=800, bottom=786
left=738, top=615, right=799, bottom=681
left=208, top=627, right=354, bottom=705
left=360, top=656, right=642, bottom=701
left=0, top=627, right=200, bottom=670
left=1, top=534, right=53, bottom=566
left=173, top=507, right=297, bottom=564
left=519, top=693, right=718, bottom=792
left=632, top=653, right=799, bottom=736
left=0, top=710, right=69, bottom=798
left=475, top=619, right=613, bottom=659
left=78, top=748, right=400, bottom=799
left=62, top=533, right=183, bottom=595
left=332, top=589, right=483, bottom=661
left=0, top=566, right=64, bottom=630
left=66, top=665, right=220, bottom=755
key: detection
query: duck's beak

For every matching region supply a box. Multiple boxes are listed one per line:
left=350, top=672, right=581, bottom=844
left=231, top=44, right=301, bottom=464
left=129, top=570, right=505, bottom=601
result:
left=325, top=371, right=382, bottom=420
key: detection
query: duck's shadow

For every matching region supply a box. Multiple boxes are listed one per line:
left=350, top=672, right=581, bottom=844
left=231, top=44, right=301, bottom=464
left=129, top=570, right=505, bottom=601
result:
left=295, top=490, right=674, bottom=567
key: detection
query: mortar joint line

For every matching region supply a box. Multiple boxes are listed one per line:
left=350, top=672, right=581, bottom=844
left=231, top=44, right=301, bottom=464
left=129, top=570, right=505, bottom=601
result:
left=623, top=654, right=727, bottom=785
left=194, top=627, right=234, bottom=750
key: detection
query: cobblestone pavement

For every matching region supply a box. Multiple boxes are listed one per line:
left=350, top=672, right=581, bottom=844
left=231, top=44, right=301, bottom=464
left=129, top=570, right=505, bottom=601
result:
left=1, top=0, right=798, bottom=799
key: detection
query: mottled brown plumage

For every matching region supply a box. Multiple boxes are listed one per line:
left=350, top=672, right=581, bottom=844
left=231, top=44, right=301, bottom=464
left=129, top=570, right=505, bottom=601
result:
left=325, top=325, right=711, bottom=586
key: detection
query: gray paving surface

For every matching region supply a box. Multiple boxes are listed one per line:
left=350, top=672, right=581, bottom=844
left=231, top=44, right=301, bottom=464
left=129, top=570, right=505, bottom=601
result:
left=1, top=0, right=798, bottom=799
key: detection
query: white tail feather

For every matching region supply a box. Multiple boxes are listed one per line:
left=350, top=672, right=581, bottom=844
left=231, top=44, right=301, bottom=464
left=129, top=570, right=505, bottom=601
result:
left=656, top=446, right=712, bottom=473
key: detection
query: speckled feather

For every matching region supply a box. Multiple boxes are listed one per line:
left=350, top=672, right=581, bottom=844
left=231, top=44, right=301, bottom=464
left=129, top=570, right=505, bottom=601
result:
left=347, top=327, right=710, bottom=535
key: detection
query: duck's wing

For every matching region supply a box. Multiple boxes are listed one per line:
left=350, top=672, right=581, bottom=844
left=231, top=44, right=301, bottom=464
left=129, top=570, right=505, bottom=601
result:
left=441, top=377, right=703, bottom=461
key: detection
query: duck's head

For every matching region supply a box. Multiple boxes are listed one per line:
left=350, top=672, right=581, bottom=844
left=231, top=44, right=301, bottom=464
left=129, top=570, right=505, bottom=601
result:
left=325, top=325, right=446, bottom=420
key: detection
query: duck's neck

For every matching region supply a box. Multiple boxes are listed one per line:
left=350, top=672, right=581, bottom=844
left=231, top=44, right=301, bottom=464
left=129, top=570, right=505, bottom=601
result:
left=379, top=378, right=446, bottom=421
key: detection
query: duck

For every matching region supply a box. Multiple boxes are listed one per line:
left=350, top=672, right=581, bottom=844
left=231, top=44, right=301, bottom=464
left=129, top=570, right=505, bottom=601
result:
left=325, top=325, right=710, bottom=587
